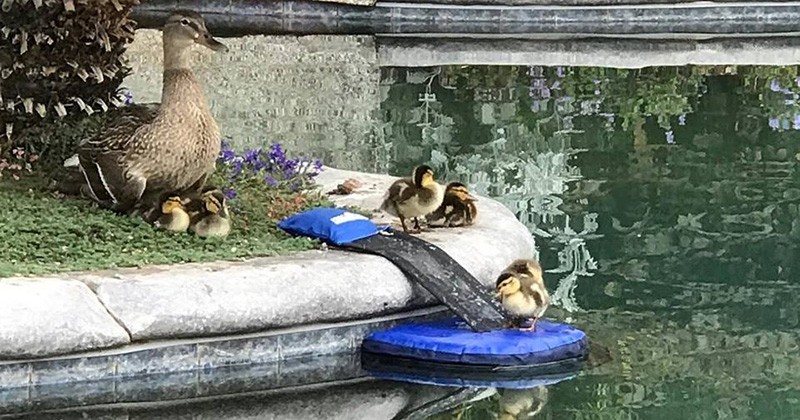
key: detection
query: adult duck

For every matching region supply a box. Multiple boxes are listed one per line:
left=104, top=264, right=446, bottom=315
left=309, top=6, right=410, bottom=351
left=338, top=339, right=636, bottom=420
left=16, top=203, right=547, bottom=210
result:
left=69, top=11, right=228, bottom=213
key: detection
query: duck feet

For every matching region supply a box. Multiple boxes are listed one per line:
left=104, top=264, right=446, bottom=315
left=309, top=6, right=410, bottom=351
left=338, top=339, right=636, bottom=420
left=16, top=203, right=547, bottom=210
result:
left=399, top=217, right=423, bottom=234
left=519, top=318, right=539, bottom=332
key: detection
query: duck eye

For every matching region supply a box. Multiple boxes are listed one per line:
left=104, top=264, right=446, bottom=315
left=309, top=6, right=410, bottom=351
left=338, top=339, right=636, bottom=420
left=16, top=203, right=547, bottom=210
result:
left=180, top=18, right=190, bottom=26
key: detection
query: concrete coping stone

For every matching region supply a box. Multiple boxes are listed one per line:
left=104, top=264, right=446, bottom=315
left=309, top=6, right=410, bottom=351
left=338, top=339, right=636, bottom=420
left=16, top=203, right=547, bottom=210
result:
left=0, top=167, right=535, bottom=361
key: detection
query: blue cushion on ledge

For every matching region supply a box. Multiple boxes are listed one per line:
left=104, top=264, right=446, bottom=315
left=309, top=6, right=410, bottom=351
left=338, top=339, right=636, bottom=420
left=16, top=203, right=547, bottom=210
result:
left=277, top=207, right=388, bottom=246
left=362, top=317, right=588, bottom=367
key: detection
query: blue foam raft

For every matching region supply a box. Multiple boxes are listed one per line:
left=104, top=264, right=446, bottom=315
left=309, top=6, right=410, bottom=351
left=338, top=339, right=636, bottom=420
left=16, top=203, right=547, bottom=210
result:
left=363, top=317, right=588, bottom=370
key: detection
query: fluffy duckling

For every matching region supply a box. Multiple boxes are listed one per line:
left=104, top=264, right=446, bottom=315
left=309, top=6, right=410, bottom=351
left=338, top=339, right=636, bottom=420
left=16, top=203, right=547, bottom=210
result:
left=188, top=187, right=231, bottom=238
left=153, top=194, right=192, bottom=232
left=426, top=181, right=478, bottom=228
left=379, top=165, right=444, bottom=233
left=495, top=259, right=551, bottom=332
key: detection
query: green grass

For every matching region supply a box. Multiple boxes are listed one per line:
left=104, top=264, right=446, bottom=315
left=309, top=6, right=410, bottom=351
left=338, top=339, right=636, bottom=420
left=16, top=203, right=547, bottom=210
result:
left=0, top=175, right=329, bottom=277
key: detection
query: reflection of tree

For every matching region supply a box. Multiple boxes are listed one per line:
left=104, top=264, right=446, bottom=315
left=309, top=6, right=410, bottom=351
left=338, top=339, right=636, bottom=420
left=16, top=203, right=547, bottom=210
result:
left=379, top=63, right=800, bottom=419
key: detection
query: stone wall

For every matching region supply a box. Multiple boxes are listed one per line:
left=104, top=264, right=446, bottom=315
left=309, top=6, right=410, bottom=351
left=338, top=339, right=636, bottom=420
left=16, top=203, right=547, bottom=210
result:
left=122, top=32, right=384, bottom=171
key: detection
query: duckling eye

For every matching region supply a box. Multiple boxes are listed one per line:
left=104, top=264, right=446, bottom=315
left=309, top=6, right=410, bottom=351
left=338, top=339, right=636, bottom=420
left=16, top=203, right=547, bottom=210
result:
left=180, top=18, right=190, bottom=26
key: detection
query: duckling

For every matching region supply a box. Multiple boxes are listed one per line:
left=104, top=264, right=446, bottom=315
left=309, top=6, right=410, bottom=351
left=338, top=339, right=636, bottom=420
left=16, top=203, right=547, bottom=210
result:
left=426, top=181, right=478, bottom=227
left=495, top=259, right=551, bottom=332
left=153, top=194, right=191, bottom=233
left=188, top=187, right=231, bottom=238
left=379, top=165, right=444, bottom=233
left=498, top=386, right=549, bottom=420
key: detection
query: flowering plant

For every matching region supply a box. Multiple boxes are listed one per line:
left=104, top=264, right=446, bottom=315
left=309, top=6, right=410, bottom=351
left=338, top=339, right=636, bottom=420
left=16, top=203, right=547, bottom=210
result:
left=216, top=139, right=323, bottom=199
left=211, top=139, right=328, bottom=226
left=0, top=147, right=39, bottom=180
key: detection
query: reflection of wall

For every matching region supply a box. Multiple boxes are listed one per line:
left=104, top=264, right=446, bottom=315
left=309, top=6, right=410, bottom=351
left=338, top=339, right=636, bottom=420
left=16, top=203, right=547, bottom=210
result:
left=122, top=32, right=383, bottom=171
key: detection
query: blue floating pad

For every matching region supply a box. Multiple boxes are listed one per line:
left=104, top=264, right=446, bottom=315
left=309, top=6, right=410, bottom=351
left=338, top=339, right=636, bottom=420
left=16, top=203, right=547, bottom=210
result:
left=277, top=207, right=388, bottom=246
left=363, top=317, right=588, bottom=367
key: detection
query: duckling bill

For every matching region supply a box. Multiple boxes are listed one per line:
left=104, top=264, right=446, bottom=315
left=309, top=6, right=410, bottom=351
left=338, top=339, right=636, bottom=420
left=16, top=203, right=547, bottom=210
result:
left=426, top=181, right=478, bottom=228
left=379, top=165, right=444, bottom=233
left=495, top=258, right=551, bottom=332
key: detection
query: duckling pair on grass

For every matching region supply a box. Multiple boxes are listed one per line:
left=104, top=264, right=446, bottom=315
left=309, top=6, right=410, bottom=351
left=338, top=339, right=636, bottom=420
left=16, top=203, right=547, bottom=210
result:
left=380, top=165, right=478, bottom=233
left=153, top=186, right=231, bottom=238
left=495, top=258, right=551, bottom=332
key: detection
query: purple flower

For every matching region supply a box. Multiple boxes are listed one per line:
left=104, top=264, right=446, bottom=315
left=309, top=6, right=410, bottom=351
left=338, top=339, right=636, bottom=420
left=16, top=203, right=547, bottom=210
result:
left=230, top=159, right=244, bottom=179
left=796, top=76, right=800, bottom=87
left=770, top=79, right=781, bottom=92
left=223, top=188, right=237, bottom=200
left=665, top=130, right=675, bottom=144
left=531, top=99, right=542, bottom=112
left=769, top=117, right=780, bottom=129
left=556, top=66, right=565, bottom=78
left=313, top=159, right=323, bottom=171
left=243, top=148, right=262, bottom=164
left=528, top=66, right=543, bottom=77
left=264, top=175, right=278, bottom=187
left=679, top=114, right=686, bottom=126
left=794, top=114, right=800, bottom=130
left=782, top=118, right=791, bottom=130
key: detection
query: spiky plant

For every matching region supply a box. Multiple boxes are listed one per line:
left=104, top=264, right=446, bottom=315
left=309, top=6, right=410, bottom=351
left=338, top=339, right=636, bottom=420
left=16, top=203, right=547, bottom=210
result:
left=0, top=0, right=139, bottom=166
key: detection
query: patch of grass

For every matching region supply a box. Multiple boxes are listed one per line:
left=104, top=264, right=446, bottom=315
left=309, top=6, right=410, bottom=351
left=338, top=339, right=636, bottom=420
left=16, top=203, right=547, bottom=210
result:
left=0, top=175, right=332, bottom=278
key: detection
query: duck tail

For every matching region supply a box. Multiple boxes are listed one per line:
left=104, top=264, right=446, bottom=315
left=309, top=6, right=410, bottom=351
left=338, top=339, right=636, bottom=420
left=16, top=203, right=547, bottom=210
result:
left=63, top=154, right=80, bottom=168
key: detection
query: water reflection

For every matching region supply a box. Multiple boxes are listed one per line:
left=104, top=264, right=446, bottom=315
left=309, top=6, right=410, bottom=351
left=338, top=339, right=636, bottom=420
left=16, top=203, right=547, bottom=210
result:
left=378, top=64, right=800, bottom=418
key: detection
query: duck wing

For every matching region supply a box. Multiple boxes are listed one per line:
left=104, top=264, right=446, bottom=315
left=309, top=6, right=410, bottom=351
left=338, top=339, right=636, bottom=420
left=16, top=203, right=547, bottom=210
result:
left=79, top=103, right=159, bottom=150
left=380, top=178, right=415, bottom=213
left=76, top=104, right=158, bottom=212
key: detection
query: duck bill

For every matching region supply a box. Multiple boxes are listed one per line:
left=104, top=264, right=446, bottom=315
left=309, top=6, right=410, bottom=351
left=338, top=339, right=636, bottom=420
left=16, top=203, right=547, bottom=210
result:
left=199, top=33, right=228, bottom=52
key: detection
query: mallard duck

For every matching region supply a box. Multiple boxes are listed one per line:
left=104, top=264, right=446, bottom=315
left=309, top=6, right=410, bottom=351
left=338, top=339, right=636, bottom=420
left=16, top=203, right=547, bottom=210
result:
left=426, top=181, right=478, bottom=227
left=153, top=194, right=191, bottom=232
left=495, top=259, right=551, bottom=331
left=379, top=165, right=444, bottom=233
left=188, top=187, right=231, bottom=238
left=68, top=11, right=228, bottom=214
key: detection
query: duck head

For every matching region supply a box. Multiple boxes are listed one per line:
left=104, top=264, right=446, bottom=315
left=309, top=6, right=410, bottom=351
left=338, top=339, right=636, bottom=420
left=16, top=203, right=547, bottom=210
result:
left=446, top=181, right=477, bottom=201
left=161, top=196, right=186, bottom=215
left=202, top=189, right=229, bottom=218
left=163, top=11, right=228, bottom=53
left=507, top=259, right=543, bottom=282
left=412, top=165, right=436, bottom=188
left=495, top=272, right=522, bottom=298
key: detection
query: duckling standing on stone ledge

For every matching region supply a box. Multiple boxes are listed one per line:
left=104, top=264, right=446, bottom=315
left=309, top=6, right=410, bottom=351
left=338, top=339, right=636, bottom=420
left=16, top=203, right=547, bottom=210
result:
left=379, top=165, right=444, bottom=234
left=495, top=258, right=551, bottom=332
left=188, top=187, right=231, bottom=238
left=426, top=181, right=478, bottom=228
left=153, top=195, right=191, bottom=233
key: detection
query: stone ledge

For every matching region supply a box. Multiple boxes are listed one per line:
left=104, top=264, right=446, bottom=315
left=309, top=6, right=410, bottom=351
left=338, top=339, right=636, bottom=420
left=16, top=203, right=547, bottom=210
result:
left=0, top=308, right=447, bottom=414
left=0, top=280, right=130, bottom=360
left=130, top=1, right=800, bottom=36
left=0, top=168, right=535, bottom=360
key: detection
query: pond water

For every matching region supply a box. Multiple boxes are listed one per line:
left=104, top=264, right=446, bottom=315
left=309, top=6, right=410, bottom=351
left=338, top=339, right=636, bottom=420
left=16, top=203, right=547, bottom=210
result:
left=308, top=64, right=800, bottom=419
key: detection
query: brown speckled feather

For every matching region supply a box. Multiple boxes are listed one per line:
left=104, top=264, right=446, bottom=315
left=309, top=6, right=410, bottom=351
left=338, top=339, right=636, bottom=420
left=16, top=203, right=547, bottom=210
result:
left=76, top=70, right=220, bottom=213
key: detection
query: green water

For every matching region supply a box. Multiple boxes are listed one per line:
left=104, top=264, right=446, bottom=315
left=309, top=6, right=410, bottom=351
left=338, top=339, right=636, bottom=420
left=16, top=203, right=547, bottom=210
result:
left=354, top=65, right=800, bottom=419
